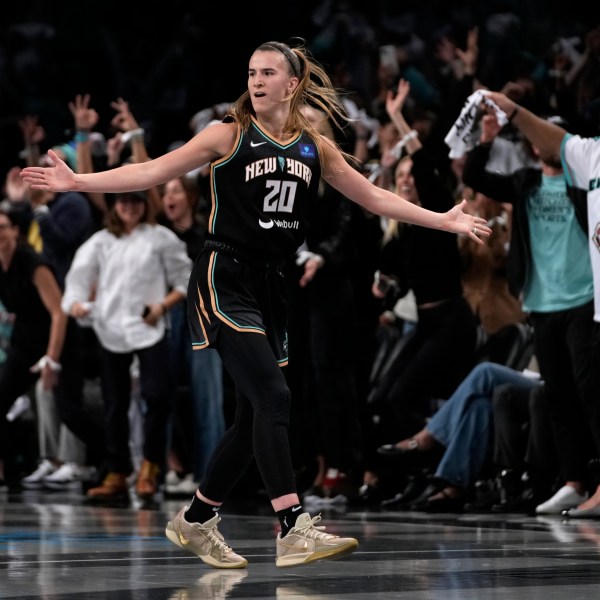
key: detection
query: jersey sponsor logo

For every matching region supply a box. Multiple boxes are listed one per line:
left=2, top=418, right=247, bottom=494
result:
left=300, top=144, right=316, bottom=158
left=258, top=218, right=300, bottom=230
left=259, top=219, right=275, bottom=229
left=272, top=219, right=299, bottom=229
left=250, top=141, right=267, bottom=147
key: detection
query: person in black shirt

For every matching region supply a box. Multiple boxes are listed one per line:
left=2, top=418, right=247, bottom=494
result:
left=0, top=206, right=68, bottom=489
left=361, top=79, right=479, bottom=504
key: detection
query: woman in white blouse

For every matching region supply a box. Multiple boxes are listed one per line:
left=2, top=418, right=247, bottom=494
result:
left=62, top=190, right=192, bottom=501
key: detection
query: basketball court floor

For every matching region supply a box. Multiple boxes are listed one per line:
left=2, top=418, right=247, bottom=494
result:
left=2, top=487, right=600, bottom=599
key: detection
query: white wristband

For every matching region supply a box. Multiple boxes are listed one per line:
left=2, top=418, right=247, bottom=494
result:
left=31, top=355, right=62, bottom=373
left=295, top=250, right=324, bottom=267
left=402, top=129, right=418, bottom=144
left=390, top=130, right=419, bottom=159
left=33, top=204, right=50, bottom=217
left=121, top=128, right=145, bottom=144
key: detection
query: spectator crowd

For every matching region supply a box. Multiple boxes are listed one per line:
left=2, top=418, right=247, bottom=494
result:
left=2, top=1, right=600, bottom=519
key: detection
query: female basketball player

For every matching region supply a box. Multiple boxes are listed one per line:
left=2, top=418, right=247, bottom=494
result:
left=21, top=40, right=490, bottom=569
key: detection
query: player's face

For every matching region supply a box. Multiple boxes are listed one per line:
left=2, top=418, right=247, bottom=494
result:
left=248, top=50, right=297, bottom=115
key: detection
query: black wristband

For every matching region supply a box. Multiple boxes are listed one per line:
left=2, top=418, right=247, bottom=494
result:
left=507, top=105, right=519, bottom=122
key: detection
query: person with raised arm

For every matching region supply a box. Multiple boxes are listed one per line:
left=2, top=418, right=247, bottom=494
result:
left=483, top=90, right=600, bottom=519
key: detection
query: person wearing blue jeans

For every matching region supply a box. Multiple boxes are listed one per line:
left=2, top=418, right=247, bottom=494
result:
left=159, top=174, right=226, bottom=491
left=379, top=361, right=541, bottom=511
left=167, top=300, right=225, bottom=485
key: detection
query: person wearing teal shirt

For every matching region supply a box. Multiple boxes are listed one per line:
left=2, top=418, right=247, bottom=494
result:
left=463, top=111, right=596, bottom=516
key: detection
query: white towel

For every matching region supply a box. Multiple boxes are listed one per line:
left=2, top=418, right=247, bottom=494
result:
left=444, top=90, right=509, bottom=159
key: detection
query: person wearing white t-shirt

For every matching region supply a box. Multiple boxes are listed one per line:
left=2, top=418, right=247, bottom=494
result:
left=486, top=91, right=600, bottom=518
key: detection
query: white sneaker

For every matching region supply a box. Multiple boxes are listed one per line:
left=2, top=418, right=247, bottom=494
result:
left=21, top=460, right=57, bottom=489
left=165, top=470, right=180, bottom=487
left=535, top=485, right=588, bottom=514
left=44, top=463, right=98, bottom=490
left=165, top=471, right=199, bottom=496
left=302, top=494, right=348, bottom=510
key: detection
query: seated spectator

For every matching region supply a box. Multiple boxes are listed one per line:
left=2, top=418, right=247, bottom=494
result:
left=378, top=361, right=542, bottom=512
left=490, top=382, right=559, bottom=512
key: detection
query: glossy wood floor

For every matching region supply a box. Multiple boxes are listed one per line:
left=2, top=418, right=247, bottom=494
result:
left=2, top=487, right=600, bottom=600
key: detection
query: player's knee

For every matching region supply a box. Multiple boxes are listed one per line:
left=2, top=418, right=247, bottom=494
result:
left=255, top=386, right=291, bottom=425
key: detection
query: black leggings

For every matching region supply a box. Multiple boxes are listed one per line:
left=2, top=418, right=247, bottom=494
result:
left=529, top=302, right=597, bottom=482
left=99, top=337, right=171, bottom=472
left=200, top=325, right=295, bottom=502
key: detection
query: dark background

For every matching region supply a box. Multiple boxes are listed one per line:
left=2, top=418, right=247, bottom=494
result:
left=1, top=0, right=599, bottom=179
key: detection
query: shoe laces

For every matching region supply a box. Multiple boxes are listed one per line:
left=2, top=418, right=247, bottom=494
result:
left=200, top=519, right=233, bottom=553
left=294, top=514, right=336, bottom=540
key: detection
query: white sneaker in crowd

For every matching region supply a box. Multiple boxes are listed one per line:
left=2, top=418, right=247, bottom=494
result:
left=44, top=463, right=98, bottom=490
left=165, top=470, right=199, bottom=496
left=21, top=459, right=57, bottom=489
left=535, top=485, right=589, bottom=514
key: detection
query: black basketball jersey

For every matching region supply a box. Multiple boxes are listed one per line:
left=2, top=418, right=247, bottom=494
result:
left=207, top=117, right=322, bottom=259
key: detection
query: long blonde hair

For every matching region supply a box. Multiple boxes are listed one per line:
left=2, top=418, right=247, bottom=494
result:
left=382, top=155, right=414, bottom=245
left=229, top=40, right=355, bottom=175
